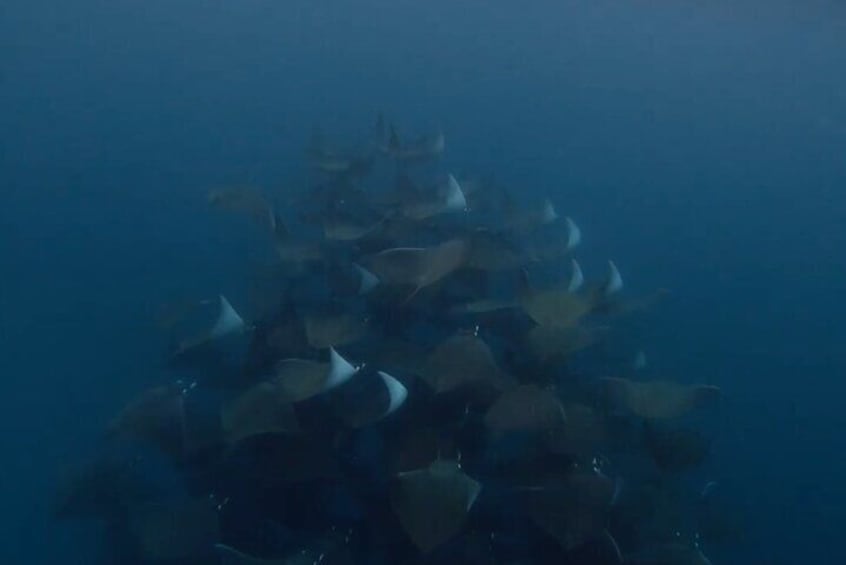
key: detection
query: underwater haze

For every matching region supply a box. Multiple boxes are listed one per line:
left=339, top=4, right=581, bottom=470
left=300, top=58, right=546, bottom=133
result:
left=3, top=0, right=846, bottom=563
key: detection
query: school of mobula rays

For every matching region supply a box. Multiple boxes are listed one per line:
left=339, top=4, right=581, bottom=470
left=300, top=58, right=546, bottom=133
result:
left=54, top=118, right=740, bottom=564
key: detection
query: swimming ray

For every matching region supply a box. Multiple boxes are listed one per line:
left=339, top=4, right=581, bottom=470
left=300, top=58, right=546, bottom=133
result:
left=361, top=238, right=469, bottom=301
left=423, top=332, right=509, bottom=398
left=274, top=220, right=324, bottom=264
left=231, top=433, right=341, bottom=485
left=208, top=185, right=277, bottom=233
left=262, top=306, right=310, bottom=360
left=322, top=213, right=385, bottom=241
left=352, top=262, right=380, bottom=294
left=387, top=426, right=459, bottom=474
left=568, top=258, right=585, bottom=292
left=503, top=197, right=560, bottom=233
left=330, top=369, right=410, bottom=427
left=106, top=384, right=188, bottom=459
left=604, top=260, right=624, bottom=296
left=484, top=385, right=567, bottom=432
left=565, top=216, right=582, bottom=250
left=246, top=263, right=296, bottom=318
left=545, top=403, right=607, bottom=456
left=398, top=174, right=468, bottom=220
left=519, top=272, right=593, bottom=327
left=601, top=377, right=722, bottom=419
left=324, top=261, right=378, bottom=298
left=59, top=114, right=741, bottom=565
left=379, top=371, right=409, bottom=417
left=382, top=125, right=445, bottom=162
left=305, top=127, right=374, bottom=179
left=271, top=348, right=361, bottom=403
left=465, top=229, right=534, bottom=271
left=311, top=153, right=373, bottom=178
left=211, top=294, right=246, bottom=338
left=324, top=347, right=360, bottom=389
left=541, top=198, right=559, bottom=224
left=221, top=381, right=300, bottom=445
left=304, top=312, right=369, bottom=349
left=390, top=460, right=482, bottom=552
left=370, top=338, right=430, bottom=377
left=527, top=324, right=606, bottom=362
left=169, top=294, right=250, bottom=362
left=529, top=222, right=585, bottom=263
left=444, top=174, right=468, bottom=212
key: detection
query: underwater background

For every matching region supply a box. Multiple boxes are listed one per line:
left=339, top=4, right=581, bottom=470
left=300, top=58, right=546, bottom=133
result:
left=2, top=0, right=845, bottom=563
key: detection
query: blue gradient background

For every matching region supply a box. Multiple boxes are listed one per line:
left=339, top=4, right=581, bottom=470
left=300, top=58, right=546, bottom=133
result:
left=2, top=1, right=844, bottom=562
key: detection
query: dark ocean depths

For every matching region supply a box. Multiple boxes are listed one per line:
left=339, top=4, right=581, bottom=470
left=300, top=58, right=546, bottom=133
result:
left=2, top=0, right=844, bottom=563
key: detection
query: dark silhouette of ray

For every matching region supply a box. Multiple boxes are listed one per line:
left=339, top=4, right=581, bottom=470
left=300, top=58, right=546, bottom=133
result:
left=390, top=460, right=482, bottom=552
left=222, top=382, right=300, bottom=445
left=484, top=385, right=567, bottom=432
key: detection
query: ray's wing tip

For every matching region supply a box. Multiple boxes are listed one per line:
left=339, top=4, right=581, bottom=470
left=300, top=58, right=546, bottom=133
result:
left=541, top=198, right=559, bottom=221
left=378, top=370, right=409, bottom=416
left=605, top=260, right=624, bottom=295
left=565, top=216, right=582, bottom=249
left=568, top=258, right=585, bottom=292
left=445, top=173, right=468, bottom=212
left=325, top=347, right=360, bottom=390
left=353, top=262, right=380, bottom=294
left=210, top=294, right=246, bottom=338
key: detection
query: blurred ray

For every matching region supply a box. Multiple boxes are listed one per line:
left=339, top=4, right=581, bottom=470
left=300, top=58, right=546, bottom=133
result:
left=484, top=385, right=567, bottom=432
left=602, top=378, right=722, bottom=420
left=390, top=460, right=481, bottom=552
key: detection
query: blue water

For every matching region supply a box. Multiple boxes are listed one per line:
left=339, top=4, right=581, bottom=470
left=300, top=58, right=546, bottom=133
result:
left=3, top=1, right=845, bottom=563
